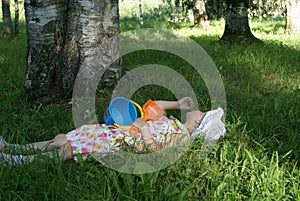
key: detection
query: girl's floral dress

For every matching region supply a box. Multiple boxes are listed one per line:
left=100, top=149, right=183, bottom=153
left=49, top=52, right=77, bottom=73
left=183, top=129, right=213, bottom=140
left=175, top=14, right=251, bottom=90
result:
left=66, top=116, right=183, bottom=162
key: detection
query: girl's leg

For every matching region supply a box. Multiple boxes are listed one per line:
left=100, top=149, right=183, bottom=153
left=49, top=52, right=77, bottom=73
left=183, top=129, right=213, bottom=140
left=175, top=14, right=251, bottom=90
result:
left=29, top=142, right=73, bottom=163
left=20, top=134, right=67, bottom=151
left=1, top=142, right=73, bottom=167
left=1, top=134, right=67, bottom=152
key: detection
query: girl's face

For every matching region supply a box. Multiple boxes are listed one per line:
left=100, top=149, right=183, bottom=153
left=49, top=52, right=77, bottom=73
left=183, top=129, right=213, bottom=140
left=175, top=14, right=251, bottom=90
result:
left=185, top=110, right=205, bottom=126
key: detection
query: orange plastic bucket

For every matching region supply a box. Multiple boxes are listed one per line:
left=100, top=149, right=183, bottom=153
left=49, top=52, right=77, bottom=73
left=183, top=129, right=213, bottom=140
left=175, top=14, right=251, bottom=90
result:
left=142, top=99, right=163, bottom=121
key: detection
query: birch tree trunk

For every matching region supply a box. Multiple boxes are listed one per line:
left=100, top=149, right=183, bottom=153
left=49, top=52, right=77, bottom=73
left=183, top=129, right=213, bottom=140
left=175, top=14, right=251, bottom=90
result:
left=2, top=0, right=13, bottom=35
left=220, top=0, right=261, bottom=43
left=24, top=0, right=121, bottom=103
left=193, top=0, right=208, bottom=26
left=258, top=0, right=263, bottom=20
left=286, top=0, right=300, bottom=35
left=138, top=0, right=143, bottom=25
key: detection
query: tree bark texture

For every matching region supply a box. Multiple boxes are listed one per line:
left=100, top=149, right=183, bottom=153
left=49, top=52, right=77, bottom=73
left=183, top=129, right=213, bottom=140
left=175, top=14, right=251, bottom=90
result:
left=258, top=0, right=263, bottom=20
left=14, top=0, right=19, bottom=34
left=193, top=0, right=208, bottom=26
left=24, top=0, right=120, bottom=103
left=2, top=0, right=13, bottom=35
left=206, top=0, right=223, bottom=20
left=220, top=0, right=261, bottom=43
left=215, top=0, right=223, bottom=20
left=286, top=0, right=300, bottom=35
left=138, top=0, right=143, bottom=25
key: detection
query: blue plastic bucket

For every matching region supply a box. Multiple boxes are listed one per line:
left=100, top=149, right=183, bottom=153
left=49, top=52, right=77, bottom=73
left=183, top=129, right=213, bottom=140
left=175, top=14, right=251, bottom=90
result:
left=104, top=97, right=138, bottom=126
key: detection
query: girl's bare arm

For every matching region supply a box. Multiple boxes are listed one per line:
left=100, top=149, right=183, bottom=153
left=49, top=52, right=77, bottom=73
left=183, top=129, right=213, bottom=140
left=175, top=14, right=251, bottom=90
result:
left=154, top=97, right=195, bottom=111
left=132, top=118, right=157, bottom=152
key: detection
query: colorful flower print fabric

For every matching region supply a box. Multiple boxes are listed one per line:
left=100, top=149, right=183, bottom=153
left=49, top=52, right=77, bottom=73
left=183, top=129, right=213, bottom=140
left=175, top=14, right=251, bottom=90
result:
left=66, top=116, right=182, bottom=162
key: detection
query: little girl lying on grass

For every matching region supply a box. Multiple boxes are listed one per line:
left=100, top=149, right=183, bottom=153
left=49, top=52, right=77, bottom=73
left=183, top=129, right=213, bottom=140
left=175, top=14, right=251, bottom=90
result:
left=0, top=97, right=226, bottom=167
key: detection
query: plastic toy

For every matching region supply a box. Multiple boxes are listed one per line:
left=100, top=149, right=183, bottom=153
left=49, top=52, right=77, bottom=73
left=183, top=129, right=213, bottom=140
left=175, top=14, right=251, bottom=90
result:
left=103, top=97, right=163, bottom=135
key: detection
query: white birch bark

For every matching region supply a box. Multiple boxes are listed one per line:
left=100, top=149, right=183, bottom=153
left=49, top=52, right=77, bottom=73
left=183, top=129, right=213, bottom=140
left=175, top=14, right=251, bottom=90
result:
left=24, top=0, right=121, bottom=102
left=286, top=0, right=300, bottom=35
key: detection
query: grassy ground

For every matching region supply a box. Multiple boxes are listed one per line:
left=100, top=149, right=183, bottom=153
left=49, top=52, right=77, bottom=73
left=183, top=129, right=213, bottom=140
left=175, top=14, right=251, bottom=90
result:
left=1, top=6, right=300, bottom=201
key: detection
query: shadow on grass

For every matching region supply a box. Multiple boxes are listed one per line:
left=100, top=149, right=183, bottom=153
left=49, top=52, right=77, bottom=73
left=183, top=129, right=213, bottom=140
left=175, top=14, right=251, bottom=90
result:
left=121, top=18, right=299, bottom=162
left=189, top=34, right=300, bottom=160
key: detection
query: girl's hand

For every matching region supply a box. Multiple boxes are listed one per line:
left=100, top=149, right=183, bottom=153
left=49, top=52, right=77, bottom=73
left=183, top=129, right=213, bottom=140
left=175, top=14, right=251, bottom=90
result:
left=178, top=97, right=195, bottom=110
left=132, top=118, right=147, bottom=129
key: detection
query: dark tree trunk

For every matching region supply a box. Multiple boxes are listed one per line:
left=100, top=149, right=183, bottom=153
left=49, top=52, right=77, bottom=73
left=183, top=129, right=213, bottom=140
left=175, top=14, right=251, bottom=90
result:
left=206, top=0, right=223, bottom=20
left=14, top=0, right=19, bottom=34
left=216, top=0, right=223, bottom=19
left=24, top=0, right=121, bottom=103
left=2, top=0, right=13, bottom=35
left=220, top=0, right=261, bottom=43
left=286, top=0, right=300, bottom=35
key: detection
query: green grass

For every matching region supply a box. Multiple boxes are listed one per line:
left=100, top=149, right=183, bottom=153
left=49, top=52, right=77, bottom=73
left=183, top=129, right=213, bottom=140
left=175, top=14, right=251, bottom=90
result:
left=1, top=7, right=300, bottom=201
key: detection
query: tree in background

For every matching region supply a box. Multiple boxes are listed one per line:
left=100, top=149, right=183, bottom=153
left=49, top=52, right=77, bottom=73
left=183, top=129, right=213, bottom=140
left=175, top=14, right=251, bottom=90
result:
left=2, top=0, right=13, bottom=35
left=248, top=0, right=286, bottom=19
left=138, top=0, right=143, bottom=24
left=258, top=0, right=264, bottom=20
left=193, top=0, right=208, bottom=26
left=180, top=0, right=209, bottom=25
left=286, top=0, right=300, bottom=35
left=14, top=0, right=19, bottom=34
left=206, top=0, right=224, bottom=20
left=24, top=0, right=122, bottom=103
left=220, top=0, right=261, bottom=43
